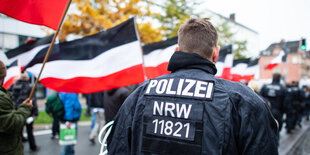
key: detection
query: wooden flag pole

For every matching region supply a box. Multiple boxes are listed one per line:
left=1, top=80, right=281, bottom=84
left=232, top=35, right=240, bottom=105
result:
left=28, top=0, right=72, bottom=99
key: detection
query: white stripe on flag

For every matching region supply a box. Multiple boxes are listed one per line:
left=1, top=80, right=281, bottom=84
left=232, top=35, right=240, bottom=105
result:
left=26, top=41, right=142, bottom=79
left=244, top=65, right=258, bottom=76
left=223, top=54, right=233, bottom=67
left=8, top=44, right=50, bottom=66
left=143, top=44, right=177, bottom=67
left=215, top=62, right=224, bottom=77
left=231, top=63, right=248, bottom=75
left=215, top=53, right=233, bottom=77
left=4, top=66, right=20, bottom=83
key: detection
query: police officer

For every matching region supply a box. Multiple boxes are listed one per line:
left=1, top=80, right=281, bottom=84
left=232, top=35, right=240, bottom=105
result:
left=304, top=85, right=310, bottom=120
left=260, top=73, right=286, bottom=133
left=107, top=18, right=278, bottom=154
left=294, top=81, right=307, bottom=126
left=284, top=82, right=302, bottom=133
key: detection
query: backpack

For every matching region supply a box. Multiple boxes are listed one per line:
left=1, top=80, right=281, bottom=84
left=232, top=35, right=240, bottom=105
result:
left=45, top=93, right=65, bottom=119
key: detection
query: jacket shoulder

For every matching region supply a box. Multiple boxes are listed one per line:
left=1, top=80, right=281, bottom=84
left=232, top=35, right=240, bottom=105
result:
left=216, top=78, right=265, bottom=110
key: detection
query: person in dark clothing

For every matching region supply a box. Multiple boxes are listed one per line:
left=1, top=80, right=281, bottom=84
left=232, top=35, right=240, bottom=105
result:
left=295, top=82, right=307, bottom=126
left=83, top=94, right=92, bottom=117
left=284, top=81, right=303, bottom=133
left=260, top=73, right=286, bottom=134
left=45, top=92, right=64, bottom=139
left=88, top=91, right=105, bottom=144
left=103, top=87, right=130, bottom=123
left=304, top=85, right=310, bottom=120
left=10, top=72, right=39, bottom=152
left=0, top=60, right=33, bottom=155
left=107, top=18, right=278, bottom=154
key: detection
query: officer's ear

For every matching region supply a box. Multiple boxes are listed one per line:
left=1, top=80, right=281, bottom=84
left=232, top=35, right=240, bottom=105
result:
left=211, top=45, right=220, bottom=63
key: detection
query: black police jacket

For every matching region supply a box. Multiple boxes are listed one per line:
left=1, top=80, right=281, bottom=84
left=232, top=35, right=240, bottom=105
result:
left=260, top=81, right=286, bottom=111
left=107, top=51, right=278, bottom=155
left=284, top=86, right=305, bottom=112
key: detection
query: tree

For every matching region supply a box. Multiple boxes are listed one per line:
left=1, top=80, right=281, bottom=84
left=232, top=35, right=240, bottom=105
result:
left=59, top=0, right=164, bottom=44
left=150, top=0, right=247, bottom=58
left=151, top=0, right=200, bottom=38
left=215, top=21, right=247, bottom=59
left=57, top=0, right=248, bottom=56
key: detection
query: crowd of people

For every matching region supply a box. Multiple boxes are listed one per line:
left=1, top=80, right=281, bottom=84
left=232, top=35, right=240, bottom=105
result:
left=43, top=87, right=130, bottom=154
left=246, top=73, right=310, bottom=147
left=0, top=62, right=131, bottom=155
left=259, top=74, right=310, bottom=135
left=1, top=18, right=310, bottom=155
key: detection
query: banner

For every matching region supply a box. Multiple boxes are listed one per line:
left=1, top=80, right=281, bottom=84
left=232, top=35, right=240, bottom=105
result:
left=143, top=37, right=178, bottom=79
left=215, top=45, right=233, bottom=80
left=24, top=18, right=145, bottom=93
left=0, top=0, right=68, bottom=30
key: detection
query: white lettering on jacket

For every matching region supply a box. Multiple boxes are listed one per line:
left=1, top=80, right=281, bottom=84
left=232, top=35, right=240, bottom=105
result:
left=146, top=78, right=214, bottom=99
left=153, top=101, right=192, bottom=119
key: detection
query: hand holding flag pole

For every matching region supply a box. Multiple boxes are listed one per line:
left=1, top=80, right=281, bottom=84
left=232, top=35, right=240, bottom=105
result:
left=28, top=0, right=72, bottom=99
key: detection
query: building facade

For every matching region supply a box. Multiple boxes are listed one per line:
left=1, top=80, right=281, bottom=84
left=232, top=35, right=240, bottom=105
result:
left=202, top=10, right=260, bottom=58
left=0, top=14, right=47, bottom=64
left=0, top=14, right=48, bottom=98
left=259, top=40, right=310, bottom=84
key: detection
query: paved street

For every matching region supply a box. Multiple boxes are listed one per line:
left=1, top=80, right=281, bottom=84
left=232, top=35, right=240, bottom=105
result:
left=24, top=123, right=102, bottom=155
left=22, top=118, right=310, bottom=155
left=279, top=118, right=310, bottom=155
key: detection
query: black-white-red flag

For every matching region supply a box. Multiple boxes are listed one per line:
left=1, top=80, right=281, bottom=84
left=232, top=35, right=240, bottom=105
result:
left=231, top=58, right=259, bottom=82
left=23, top=18, right=145, bottom=93
left=215, top=45, right=233, bottom=80
left=142, top=37, right=178, bottom=79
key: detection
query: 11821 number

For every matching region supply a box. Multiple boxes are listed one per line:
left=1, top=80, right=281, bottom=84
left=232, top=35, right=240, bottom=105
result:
left=152, top=119, right=190, bottom=138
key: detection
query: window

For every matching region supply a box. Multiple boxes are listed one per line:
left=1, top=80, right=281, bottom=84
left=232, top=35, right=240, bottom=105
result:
left=273, top=67, right=281, bottom=73
left=0, top=33, right=18, bottom=49
left=18, top=35, right=28, bottom=45
left=292, top=56, right=298, bottom=64
left=283, top=68, right=289, bottom=75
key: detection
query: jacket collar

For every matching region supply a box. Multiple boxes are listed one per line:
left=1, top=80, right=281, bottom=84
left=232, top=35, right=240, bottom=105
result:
left=167, top=51, right=217, bottom=75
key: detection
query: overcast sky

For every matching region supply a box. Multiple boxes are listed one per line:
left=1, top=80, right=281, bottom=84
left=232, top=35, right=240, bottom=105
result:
left=200, top=0, right=310, bottom=51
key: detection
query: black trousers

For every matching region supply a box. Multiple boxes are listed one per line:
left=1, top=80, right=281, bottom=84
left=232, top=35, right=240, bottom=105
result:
left=25, top=122, right=37, bottom=150
left=271, top=108, right=283, bottom=132
left=52, top=116, right=60, bottom=136
left=286, top=111, right=297, bottom=132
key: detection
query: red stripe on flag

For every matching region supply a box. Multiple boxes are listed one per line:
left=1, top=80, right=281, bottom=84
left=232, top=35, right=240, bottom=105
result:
left=265, top=63, right=278, bottom=70
left=39, top=64, right=145, bottom=93
left=3, top=76, right=17, bottom=89
left=145, top=62, right=171, bottom=79
left=0, top=0, right=68, bottom=30
left=218, top=67, right=232, bottom=80
left=231, top=74, right=255, bottom=82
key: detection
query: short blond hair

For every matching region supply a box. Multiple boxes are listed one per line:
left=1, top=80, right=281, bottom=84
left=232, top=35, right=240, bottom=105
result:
left=178, top=18, right=218, bottom=59
left=248, top=79, right=259, bottom=93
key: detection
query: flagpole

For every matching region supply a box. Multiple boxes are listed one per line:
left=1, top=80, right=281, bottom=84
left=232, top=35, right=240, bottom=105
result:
left=28, top=0, right=72, bottom=99
left=133, top=16, right=148, bottom=81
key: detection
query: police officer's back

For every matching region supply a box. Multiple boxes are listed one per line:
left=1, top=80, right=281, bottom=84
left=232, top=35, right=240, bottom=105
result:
left=284, top=81, right=303, bottom=133
left=260, top=73, right=286, bottom=131
left=107, top=18, right=278, bottom=154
